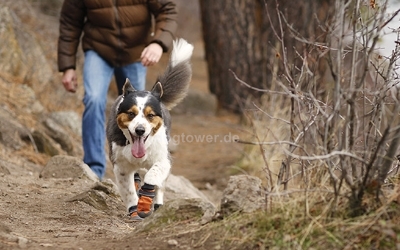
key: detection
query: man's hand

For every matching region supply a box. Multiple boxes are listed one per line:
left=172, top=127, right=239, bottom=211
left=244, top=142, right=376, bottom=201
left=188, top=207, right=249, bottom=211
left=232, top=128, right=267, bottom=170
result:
left=62, top=68, right=78, bottom=93
left=141, top=43, right=163, bottom=67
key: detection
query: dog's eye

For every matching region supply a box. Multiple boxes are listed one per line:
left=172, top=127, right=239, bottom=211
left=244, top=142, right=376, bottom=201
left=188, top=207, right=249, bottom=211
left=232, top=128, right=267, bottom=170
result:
left=128, top=112, right=136, bottom=118
left=147, top=114, right=155, bottom=119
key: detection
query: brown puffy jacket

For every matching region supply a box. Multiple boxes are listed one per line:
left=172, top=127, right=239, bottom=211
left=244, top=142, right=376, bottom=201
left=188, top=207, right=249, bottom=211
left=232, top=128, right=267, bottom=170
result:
left=57, top=0, right=178, bottom=72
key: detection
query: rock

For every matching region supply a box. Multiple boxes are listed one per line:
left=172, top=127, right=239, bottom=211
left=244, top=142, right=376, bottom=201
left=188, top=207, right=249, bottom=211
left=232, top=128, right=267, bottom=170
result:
left=67, top=190, right=110, bottom=211
left=0, top=110, right=30, bottom=150
left=167, top=239, right=178, bottom=246
left=39, top=112, right=83, bottom=158
left=42, top=116, right=74, bottom=155
left=220, top=175, right=266, bottom=216
left=0, top=6, right=52, bottom=92
left=31, top=130, right=63, bottom=156
left=18, top=236, right=28, bottom=248
left=39, top=155, right=98, bottom=182
left=172, top=89, right=217, bottom=114
left=0, top=222, right=29, bottom=249
left=49, top=111, right=82, bottom=137
left=137, top=198, right=216, bottom=231
left=0, top=160, right=11, bottom=175
left=165, top=174, right=212, bottom=203
left=67, top=180, right=124, bottom=215
left=92, top=179, right=120, bottom=198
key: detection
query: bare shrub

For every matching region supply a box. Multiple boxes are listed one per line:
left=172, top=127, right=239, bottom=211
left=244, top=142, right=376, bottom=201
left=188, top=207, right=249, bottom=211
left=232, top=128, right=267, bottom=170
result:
left=236, top=0, right=400, bottom=216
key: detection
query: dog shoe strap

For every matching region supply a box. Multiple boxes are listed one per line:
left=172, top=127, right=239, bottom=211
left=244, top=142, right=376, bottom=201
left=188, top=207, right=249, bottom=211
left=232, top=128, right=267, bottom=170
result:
left=134, top=173, right=141, bottom=193
left=139, top=183, right=155, bottom=198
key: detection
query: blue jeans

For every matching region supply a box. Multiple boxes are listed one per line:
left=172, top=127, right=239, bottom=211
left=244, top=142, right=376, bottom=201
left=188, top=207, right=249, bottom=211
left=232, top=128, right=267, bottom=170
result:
left=82, top=50, right=147, bottom=179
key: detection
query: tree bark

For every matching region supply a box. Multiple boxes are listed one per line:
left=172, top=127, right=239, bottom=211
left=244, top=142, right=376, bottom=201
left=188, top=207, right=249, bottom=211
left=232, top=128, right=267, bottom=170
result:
left=199, top=0, right=333, bottom=112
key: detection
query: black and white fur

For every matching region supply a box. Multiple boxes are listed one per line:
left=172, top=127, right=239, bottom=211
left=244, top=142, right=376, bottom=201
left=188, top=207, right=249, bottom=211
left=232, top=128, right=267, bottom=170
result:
left=106, top=39, right=193, bottom=214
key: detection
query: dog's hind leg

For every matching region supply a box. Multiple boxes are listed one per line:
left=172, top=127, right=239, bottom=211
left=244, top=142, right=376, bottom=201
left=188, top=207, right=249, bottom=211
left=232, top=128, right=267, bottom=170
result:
left=134, top=172, right=141, bottom=195
left=113, top=165, right=140, bottom=220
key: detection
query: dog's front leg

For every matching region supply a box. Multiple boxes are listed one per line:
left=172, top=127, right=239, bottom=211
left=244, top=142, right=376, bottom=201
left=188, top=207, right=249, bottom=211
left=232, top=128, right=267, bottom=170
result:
left=137, top=159, right=171, bottom=218
left=154, top=185, right=165, bottom=211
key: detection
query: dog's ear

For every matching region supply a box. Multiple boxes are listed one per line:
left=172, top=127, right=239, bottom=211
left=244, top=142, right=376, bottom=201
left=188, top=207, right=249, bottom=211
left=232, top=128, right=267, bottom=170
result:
left=122, top=78, right=136, bottom=96
left=151, top=82, right=163, bottom=99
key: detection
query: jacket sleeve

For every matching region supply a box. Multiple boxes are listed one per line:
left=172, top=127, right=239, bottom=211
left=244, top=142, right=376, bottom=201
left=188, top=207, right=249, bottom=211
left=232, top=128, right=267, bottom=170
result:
left=57, top=0, right=86, bottom=72
left=147, top=0, right=178, bottom=52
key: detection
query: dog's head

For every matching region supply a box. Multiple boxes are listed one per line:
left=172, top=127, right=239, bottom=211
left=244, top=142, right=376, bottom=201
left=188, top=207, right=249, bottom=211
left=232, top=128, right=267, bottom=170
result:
left=116, top=79, right=164, bottom=158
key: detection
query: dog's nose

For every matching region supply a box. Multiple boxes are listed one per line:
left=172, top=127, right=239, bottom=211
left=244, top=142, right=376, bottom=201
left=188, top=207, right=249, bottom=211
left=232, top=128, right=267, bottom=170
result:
left=135, top=125, right=145, bottom=136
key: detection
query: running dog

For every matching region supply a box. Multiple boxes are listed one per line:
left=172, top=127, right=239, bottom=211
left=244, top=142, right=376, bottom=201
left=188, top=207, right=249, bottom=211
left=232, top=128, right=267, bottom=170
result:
left=106, top=39, right=193, bottom=220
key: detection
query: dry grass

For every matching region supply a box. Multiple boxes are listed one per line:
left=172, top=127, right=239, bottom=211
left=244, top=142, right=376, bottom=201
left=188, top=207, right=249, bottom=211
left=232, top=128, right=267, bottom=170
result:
left=233, top=94, right=291, bottom=183
left=222, top=78, right=400, bottom=248
left=137, top=184, right=400, bottom=249
left=187, top=187, right=400, bottom=249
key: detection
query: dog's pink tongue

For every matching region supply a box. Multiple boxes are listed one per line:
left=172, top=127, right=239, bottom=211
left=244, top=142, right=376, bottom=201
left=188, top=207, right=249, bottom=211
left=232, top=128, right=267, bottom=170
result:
left=131, top=137, right=146, bottom=158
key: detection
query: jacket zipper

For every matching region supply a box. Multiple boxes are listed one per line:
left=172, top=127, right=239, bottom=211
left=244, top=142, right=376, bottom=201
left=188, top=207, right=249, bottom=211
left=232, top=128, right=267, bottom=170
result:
left=113, top=0, right=122, bottom=66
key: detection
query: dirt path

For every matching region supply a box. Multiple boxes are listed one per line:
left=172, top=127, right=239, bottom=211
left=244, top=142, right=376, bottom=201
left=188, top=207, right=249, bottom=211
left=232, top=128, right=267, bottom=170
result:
left=170, top=113, right=245, bottom=204
left=0, top=39, right=246, bottom=249
left=0, top=105, right=244, bottom=250
left=0, top=111, right=244, bottom=250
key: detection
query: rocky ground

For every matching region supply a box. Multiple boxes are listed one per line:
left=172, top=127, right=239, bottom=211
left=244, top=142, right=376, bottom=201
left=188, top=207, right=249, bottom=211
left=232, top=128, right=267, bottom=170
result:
left=0, top=148, right=244, bottom=250
left=0, top=80, right=247, bottom=250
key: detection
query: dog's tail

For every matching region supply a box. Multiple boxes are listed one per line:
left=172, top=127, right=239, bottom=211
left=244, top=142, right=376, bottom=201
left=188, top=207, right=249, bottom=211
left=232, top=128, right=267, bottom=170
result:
left=156, top=38, right=193, bottom=110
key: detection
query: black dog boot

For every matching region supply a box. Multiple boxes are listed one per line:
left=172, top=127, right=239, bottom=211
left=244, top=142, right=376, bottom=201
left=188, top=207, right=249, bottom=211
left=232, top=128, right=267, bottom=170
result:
left=134, top=173, right=141, bottom=195
left=154, top=204, right=163, bottom=211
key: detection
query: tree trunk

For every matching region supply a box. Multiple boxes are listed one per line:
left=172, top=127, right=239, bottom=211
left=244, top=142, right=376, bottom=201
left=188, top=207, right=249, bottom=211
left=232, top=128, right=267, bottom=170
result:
left=199, top=0, right=333, bottom=112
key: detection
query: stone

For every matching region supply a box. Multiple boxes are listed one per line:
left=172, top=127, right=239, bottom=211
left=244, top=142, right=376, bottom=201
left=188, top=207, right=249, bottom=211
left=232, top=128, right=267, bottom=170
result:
left=165, top=174, right=212, bottom=203
left=42, top=117, right=74, bottom=155
left=49, top=111, right=82, bottom=137
left=39, top=155, right=98, bottom=182
left=67, top=190, right=110, bottom=211
left=31, top=130, right=62, bottom=156
left=172, top=89, right=217, bottom=114
left=0, top=110, right=29, bottom=150
left=0, top=6, right=52, bottom=92
left=137, top=198, right=216, bottom=231
left=220, top=175, right=266, bottom=216
left=67, top=180, right=125, bottom=215
left=0, top=159, right=17, bottom=175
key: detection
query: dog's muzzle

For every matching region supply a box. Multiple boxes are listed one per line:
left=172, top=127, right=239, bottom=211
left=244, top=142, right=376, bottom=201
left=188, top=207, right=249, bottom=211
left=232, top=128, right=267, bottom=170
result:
left=130, top=125, right=149, bottom=158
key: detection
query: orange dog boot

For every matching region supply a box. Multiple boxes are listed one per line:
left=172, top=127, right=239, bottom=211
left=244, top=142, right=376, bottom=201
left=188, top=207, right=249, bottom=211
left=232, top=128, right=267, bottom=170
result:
left=137, top=183, right=155, bottom=218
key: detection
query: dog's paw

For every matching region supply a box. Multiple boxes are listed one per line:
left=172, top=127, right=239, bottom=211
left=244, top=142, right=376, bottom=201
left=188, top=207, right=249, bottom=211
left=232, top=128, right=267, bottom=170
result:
left=137, top=195, right=153, bottom=218
left=154, top=204, right=163, bottom=211
left=130, top=213, right=143, bottom=221
left=128, top=205, right=143, bottom=221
